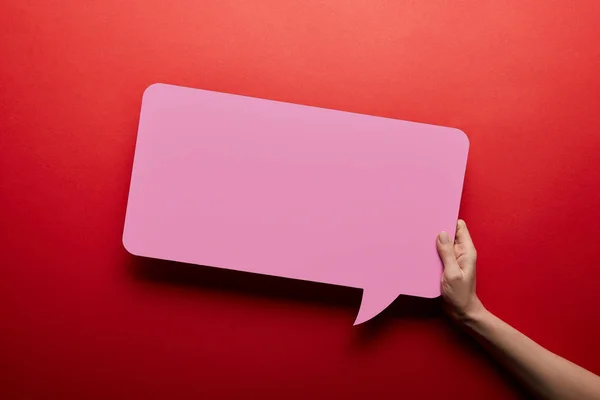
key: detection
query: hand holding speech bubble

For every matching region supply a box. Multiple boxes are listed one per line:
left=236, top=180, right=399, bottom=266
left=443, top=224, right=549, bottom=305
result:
left=123, top=84, right=469, bottom=325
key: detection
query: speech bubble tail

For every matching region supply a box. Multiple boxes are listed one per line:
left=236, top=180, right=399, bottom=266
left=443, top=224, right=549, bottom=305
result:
left=353, top=288, right=399, bottom=326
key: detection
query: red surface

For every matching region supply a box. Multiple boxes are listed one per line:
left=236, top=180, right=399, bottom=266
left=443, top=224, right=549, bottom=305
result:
left=1, top=1, right=600, bottom=398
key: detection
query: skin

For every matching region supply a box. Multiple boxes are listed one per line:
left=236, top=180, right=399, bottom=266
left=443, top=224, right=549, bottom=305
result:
left=437, top=220, right=600, bottom=400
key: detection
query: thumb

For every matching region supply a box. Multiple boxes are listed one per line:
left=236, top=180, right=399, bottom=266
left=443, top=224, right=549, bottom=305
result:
left=437, top=231, right=461, bottom=280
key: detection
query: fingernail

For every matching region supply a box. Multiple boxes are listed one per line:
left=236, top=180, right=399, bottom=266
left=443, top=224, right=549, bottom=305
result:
left=439, top=231, right=450, bottom=244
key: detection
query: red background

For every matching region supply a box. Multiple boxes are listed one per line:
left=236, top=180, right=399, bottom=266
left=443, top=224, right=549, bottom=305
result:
left=2, top=1, right=600, bottom=399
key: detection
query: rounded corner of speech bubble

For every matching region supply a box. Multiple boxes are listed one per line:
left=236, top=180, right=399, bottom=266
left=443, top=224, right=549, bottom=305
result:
left=142, top=82, right=167, bottom=99
left=122, top=229, right=142, bottom=257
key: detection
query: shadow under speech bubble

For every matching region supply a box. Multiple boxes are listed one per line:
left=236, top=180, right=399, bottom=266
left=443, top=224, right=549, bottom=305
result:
left=125, top=254, right=529, bottom=397
left=127, top=255, right=443, bottom=332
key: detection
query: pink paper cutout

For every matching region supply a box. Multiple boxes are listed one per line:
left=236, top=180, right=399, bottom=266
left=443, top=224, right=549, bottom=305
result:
left=123, top=83, right=469, bottom=325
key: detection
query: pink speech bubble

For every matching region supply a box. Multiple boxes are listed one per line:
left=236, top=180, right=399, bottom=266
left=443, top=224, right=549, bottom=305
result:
left=123, top=84, right=469, bottom=325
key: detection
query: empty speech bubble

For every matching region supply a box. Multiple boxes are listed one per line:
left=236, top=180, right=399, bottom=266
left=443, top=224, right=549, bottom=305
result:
left=123, top=83, right=469, bottom=325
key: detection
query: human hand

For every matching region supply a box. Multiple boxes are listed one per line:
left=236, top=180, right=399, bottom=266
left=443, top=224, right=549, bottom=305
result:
left=437, top=220, right=485, bottom=323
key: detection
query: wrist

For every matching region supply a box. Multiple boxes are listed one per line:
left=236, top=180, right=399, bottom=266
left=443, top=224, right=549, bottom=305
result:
left=454, top=297, right=488, bottom=327
left=463, top=305, right=489, bottom=327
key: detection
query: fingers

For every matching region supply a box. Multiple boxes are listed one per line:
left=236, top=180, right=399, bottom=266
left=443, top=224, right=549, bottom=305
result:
left=437, top=231, right=461, bottom=280
left=456, top=219, right=477, bottom=263
left=455, top=219, right=474, bottom=248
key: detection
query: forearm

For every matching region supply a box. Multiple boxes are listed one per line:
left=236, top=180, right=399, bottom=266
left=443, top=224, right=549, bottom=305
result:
left=462, top=308, right=600, bottom=400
